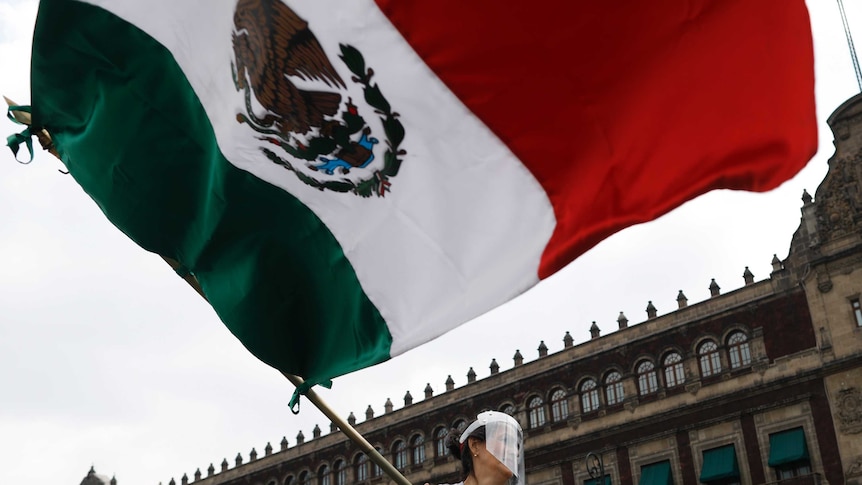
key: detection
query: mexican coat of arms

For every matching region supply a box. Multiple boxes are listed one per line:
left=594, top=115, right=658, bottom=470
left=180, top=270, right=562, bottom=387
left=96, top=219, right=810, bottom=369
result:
left=231, top=0, right=406, bottom=197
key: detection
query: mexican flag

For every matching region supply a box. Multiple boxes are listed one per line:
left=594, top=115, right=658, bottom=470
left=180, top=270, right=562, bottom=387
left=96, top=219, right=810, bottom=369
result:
left=27, top=0, right=816, bottom=388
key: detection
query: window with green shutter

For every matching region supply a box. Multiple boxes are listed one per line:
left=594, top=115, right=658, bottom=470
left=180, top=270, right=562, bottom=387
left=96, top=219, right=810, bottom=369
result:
left=768, top=427, right=812, bottom=480
left=639, top=460, right=673, bottom=485
left=699, top=444, right=740, bottom=485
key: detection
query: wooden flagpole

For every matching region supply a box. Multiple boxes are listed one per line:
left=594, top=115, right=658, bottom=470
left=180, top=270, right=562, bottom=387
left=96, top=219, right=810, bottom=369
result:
left=5, top=97, right=414, bottom=485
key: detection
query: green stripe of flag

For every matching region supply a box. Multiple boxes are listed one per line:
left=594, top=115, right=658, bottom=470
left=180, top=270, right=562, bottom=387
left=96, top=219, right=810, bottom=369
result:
left=30, top=0, right=392, bottom=385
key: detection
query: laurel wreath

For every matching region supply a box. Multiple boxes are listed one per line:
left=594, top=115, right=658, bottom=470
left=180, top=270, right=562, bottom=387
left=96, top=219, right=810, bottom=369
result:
left=259, top=43, right=406, bottom=198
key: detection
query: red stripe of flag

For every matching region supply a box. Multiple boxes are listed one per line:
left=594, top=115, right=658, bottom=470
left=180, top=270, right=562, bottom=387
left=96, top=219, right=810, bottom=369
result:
left=374, top=0, right=817, bottom=278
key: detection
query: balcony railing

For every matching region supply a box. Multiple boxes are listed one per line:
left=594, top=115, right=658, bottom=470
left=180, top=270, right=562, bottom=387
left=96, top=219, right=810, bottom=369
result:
left=759, top=472, right=824, bottom=485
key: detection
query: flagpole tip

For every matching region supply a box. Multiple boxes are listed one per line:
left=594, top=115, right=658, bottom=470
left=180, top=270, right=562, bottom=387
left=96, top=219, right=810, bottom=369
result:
left=4, top=95, right=33, bottom=125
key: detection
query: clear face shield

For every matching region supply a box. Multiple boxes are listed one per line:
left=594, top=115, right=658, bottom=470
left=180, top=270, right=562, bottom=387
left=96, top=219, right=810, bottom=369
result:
left=460, top=411, right=526, bottom=485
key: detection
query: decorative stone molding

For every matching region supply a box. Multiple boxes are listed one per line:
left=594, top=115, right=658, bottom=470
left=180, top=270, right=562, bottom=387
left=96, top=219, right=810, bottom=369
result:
left=819, top=326, right=833, bottom=351
left=835, top=119, right=851, bottom=140
left=815, top=152, right=862, bottom=244
left=685, top=381, right=701, bottom=395
left=848, top=457, right=862, bottom=478
left=752, top=359, right=768, bottom=376
left=837, top=387, right=862, bottom=434
left=817, top=271, right=833, bottom=293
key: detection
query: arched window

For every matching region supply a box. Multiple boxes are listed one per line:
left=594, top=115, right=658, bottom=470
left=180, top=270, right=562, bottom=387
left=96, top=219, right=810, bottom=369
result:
left=354, top=454, right=368, bottom=482
left=500, top=404, right=515, bottom=416
left=317, top=465, right=330, bottom=485
left=663, top=352, right=685, bottom=388
left=727, top=332, right=752, bottom=369
left=393, top=440, right=408, bottom=469
left=527, top=396, right=546, bottom=428
left=453, top=419, right=467, bottom=432
left=550, top=389, right=568, bottom=421
left=434, top=427, right=448, bottom=457
left=372, top=447, right=383, bottom=477
left=580, top=378, right=600, bottom=413
left=699, top=340, right=722, bottom=377
left=604, top=371, right=624, bottom=405
left=299, top=471, right=310, bottom=485
left=284, top=476, right=295, bottom=485
left=637, top=360, right=659, bottom=395
left=333, top=460, right=346, bottom=485
left=411, top=434, right=425, bottom=464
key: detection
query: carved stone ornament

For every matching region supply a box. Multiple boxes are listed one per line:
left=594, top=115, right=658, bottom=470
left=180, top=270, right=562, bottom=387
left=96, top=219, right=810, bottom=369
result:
left=816, top=152, right=862, bottom=243
left=837, top=387, right=862, bottom=434
left=817, top=271, right=833, bottom=294
left=848, top=458, right=862, bottom=478
left=685, top=381, right=701, bottom=395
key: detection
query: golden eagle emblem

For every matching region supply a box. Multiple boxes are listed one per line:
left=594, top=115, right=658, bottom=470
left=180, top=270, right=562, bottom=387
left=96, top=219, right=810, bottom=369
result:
left=231, top=0, right=406, bottom=197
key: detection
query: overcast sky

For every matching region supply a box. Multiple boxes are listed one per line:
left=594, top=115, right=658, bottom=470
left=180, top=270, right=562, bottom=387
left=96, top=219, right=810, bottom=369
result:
left=1, top=1, right=861, bottom=484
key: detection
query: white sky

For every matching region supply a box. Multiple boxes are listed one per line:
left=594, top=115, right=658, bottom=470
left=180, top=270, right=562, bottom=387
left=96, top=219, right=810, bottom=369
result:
left=1, top=1, right=860, bottom=484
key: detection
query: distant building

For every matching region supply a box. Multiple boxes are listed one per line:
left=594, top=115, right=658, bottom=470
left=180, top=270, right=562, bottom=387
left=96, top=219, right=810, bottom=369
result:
left=167, top=96, right=862, bottom=485
left=80, top=466, right=116, bottom=485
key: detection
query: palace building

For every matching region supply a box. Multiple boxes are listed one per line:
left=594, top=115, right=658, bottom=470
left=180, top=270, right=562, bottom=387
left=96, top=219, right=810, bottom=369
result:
left=162, top=95, right=862, bottom=485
